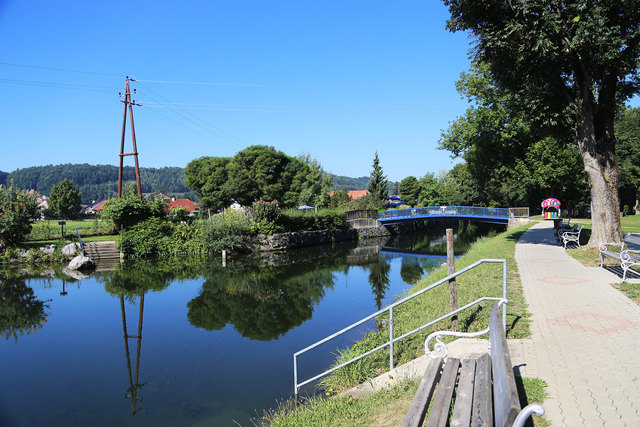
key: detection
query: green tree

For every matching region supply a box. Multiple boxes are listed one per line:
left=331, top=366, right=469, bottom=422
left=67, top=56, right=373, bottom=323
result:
left=329, top=189, right=351, bottom=209
left=184, top=156, right=231, bottom=212
left=443, top=0, right=640, bottom=245
left=417, top=173, right=446, bottom=207
left=0, top=183, right=40, bottom=246
left=398, top=176, right=421, bottom=207
left=366, top=152, right=389, bottom=207
left=513, top=138, right=588, bottom=211
left=48, top=179, right=81, bottom=219
left=101, top=195, right=166, bottom=230
left=297, top=155, right=333, bottom=208
left=439, top=163, right=481, bottom=206
left=223, top=145, right=308, bottom=208
left=615, top=108, right=640, bottom=214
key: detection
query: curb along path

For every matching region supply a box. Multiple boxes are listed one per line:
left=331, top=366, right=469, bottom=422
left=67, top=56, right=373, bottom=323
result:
left=513, top=221, right=640, bottom=426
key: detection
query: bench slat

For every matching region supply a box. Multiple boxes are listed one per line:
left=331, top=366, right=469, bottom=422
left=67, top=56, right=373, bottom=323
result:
left=401, top=356, right=444, bottom=427
left=490, top=304, right=521, bottom=427
left=472, top=353, right=492, bottom=427
left=450, top=358, right=476, bottom=426
left=425, top=357, right=461, bottom=427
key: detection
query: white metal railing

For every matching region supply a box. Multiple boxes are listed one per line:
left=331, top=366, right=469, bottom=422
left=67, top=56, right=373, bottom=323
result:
left=293, top=258, right=508, bottom=397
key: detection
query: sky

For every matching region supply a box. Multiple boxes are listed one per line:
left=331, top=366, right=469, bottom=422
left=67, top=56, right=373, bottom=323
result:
left=0, top=1, right=475, bottom=183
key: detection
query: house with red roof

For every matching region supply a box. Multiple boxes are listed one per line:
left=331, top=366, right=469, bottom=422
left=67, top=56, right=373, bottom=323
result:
left=166, top=198, right=199, bottom=215
left=329, top=190, right=369, bottom=199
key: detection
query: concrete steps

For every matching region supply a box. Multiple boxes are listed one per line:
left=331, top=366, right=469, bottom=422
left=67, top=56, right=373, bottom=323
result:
left=83, top=241, right=121, bottom=260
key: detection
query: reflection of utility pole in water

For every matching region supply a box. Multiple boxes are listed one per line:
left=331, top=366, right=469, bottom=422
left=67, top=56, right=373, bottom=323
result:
left=118, top=264, right=146, bottom=414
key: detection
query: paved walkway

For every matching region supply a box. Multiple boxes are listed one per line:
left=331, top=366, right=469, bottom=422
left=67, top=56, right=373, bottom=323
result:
left=512, top=221, right=640, bottom=426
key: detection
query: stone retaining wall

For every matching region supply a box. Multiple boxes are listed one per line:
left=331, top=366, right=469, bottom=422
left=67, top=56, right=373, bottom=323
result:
left=253, top=229, right=358, bottom=251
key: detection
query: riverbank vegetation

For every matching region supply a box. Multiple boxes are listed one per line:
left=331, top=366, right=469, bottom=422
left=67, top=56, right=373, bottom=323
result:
left=320, top=223, right=532, bottom=390
left=261, top=376, right=548, bottom=427
left=259, top=223, right=548, bottom=426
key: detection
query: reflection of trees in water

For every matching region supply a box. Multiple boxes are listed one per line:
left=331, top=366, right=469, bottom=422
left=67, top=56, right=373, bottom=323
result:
left=187, top=262, right=337, bottom=341
left=0, top=278, right=49, bottom=342
left=367, top=262, right=391, bottom=311
left=400, top=263, right=424, bottom=285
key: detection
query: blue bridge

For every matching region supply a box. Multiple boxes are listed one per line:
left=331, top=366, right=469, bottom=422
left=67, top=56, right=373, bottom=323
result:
left=378, top=206, right=516, bottom=225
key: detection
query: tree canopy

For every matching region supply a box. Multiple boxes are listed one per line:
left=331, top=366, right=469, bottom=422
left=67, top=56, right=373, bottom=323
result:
left=444, top=0, right=640, bottom=245
left=443, top=0, right=640, bottom=245
left=184, top=146, right=331, bottom=210
left=0, top=184, right=40, bottom=246
left=48, top=179, right=81, bottom=219
left=615, top=107, right=640, bottom=213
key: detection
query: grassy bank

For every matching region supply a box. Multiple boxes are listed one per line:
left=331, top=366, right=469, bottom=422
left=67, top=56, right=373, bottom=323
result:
left=320, top=223, right=534, bottom=391
left=261, top=377, right=548, bottom=427
left=259, top=223, right=538, bottom=426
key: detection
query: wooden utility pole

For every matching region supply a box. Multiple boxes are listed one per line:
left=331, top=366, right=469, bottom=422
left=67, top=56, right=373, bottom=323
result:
left=446, top=228, right=458, bottom=331
left=118, top=76, right=142, bottom=198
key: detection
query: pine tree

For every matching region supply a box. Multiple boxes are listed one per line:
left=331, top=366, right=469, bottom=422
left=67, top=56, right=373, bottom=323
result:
left=366, top=152, right=388, bottom=205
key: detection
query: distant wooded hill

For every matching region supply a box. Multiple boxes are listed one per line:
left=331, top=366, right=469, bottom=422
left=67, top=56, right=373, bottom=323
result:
left=330, top=175, right=368, bottom=190
left=0, top=164, right=380, bottom=204
left=3, top=164, right=192, bottom=204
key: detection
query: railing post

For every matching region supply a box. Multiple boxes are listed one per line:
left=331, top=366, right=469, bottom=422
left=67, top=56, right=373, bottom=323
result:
left=294, top=354, right=298, bottom=399
left=503, top=259, right=508, bottom=331
left=389, top=307, right=394, bottom=371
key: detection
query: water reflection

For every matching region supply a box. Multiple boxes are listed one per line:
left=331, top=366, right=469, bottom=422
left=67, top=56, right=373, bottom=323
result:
left=0, top=221, right=502, bottom=426
left=0, top=277, right=49, bottom=342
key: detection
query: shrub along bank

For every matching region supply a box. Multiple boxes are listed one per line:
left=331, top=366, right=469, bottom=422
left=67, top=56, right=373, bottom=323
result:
left=119, top=206, right=349, bottom=259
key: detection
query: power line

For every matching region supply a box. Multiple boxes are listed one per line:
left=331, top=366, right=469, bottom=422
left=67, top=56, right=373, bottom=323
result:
left=0, top=77, right=118, bottom=93
left=0, top=61, right=121, bottom=77
left=134, top=80, right=250, bottom=148
left=141, top=99, right=243, bottom=152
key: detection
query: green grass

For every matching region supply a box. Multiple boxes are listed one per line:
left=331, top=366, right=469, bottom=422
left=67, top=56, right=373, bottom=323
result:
left=614, top=282, right=640, bottom=304
left=26, top=219, right=113, bottom=241
left=320, top=223, right=534, bottom=391
left=261, top=375, right=549, bottom=426
left=261, top=380, right=418, bottom=427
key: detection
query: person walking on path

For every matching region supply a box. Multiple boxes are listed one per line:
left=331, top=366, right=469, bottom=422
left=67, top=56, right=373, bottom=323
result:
left=514, top=220, right=640, bottom=426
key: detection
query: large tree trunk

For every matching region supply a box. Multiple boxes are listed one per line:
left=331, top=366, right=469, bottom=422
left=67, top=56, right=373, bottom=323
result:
left=576, top=87, right=623, bottom=247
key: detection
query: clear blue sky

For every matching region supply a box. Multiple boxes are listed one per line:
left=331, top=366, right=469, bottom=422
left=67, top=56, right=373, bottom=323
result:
left=0, top=1, right=474, bottom=182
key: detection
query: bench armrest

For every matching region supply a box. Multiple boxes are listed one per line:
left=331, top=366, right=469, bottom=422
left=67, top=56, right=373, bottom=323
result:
left=513, top=403, right=545, bottom=427
left=621, top=249, right=640, bottom=263
left=599, top=242, right=626, bottom=253
left=424, top=298, right=508, bottom=359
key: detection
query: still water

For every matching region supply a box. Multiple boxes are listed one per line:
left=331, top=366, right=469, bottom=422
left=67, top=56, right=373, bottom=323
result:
left=0, top=223, right=497, bottom=426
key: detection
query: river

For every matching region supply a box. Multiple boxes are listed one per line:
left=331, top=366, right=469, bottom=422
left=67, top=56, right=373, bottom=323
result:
left=0, top=221, right=499, bottom=426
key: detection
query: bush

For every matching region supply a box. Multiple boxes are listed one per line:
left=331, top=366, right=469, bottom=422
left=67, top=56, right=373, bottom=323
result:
left=0, top=184, right=40, bottom=247
left=277, top=209, right=347, bottom=232
left=101, top=196, right=166, bottom=230
left=120, top=218, right=205, bottom=258
left=202, top=211, right=253, bottom=254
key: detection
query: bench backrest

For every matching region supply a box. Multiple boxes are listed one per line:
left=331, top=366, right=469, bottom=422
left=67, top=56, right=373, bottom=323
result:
left=489, top=303, right=521, bottom=427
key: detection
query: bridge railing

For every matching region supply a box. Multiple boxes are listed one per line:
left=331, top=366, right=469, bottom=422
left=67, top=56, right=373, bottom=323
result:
left=345, top=209, right=379, bottom=221
left=509, top=207, right=530, bottom=218
left=378, top=206, right=511, bottom=221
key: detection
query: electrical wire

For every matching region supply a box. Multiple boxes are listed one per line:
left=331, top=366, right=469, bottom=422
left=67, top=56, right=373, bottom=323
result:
left=0, top=77, right=118, bottom=93
left=134, top=80, right=250, bottom=148
left=141, top=101, right=242, bottom=152
left=0, top=61, right=122, bottom=77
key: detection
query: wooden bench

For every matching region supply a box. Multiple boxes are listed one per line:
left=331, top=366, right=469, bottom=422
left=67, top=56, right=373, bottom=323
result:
left=402, top=303, right=544, bottom=427
left=557, top=224, right=583, bottom=249
left=599, top=234, right=640, bottom=282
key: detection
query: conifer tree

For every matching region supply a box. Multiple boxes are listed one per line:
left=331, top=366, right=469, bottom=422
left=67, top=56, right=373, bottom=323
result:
left=366, top=152, right=388, bottom=206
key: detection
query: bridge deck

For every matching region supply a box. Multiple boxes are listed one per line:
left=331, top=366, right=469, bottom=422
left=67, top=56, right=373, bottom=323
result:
left=378, top=206, right=512, bottom=224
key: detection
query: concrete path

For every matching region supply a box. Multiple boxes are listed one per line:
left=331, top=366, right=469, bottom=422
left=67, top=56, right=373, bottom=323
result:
left=512, top=220, right=640, bottom=426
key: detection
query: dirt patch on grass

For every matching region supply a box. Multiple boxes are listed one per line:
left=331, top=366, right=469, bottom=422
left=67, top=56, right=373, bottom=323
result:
left=365, top=393, right=414, bottom=426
